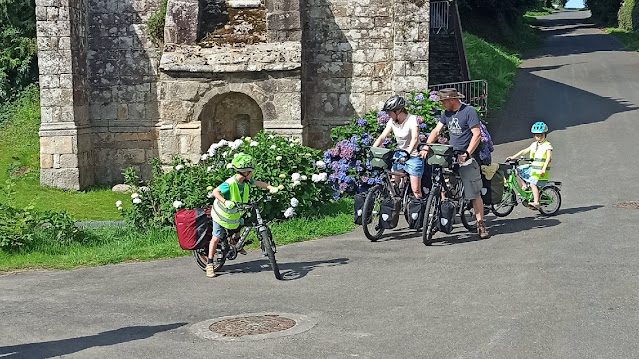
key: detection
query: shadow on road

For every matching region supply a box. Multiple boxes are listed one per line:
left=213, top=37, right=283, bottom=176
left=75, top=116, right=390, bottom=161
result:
left=218, top=257, right=350, bottom=281
left=0, top=323, right=186, bottom=359
left=558, top=204, right=604, bottom=215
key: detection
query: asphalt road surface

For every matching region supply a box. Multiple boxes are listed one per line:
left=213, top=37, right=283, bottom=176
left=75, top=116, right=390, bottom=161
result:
left=2, top=10, right=638, bottom=359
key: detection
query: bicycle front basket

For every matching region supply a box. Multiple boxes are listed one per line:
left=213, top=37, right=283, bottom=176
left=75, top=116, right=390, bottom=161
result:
left=370, top=147, right=393, bottom=169
left=427, top=144, right=454, bottom=167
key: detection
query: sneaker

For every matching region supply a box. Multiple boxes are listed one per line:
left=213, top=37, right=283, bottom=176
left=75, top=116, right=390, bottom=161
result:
left=477, top=220, right=490, bottom=239
left=205, top=263, right=216, bottom=278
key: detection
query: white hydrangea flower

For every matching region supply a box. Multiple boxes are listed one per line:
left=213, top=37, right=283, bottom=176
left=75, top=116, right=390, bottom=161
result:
left=115, top=200, right=123, bottom=208
left=318, top=172, right=328, bottom=181
left=244, top=136, right=252, bottom=142
left=175, top=164, right=184, bottom=171
left=250, top=141, right=259, bottom=147
left=289, top=143, right=295, bottom=147
left=268, top=134, right=275, bottom=139
left=270, top=144, right=277, bottom=150
left=139, top=186, right=149, bottom=192
left=207, top=166, right=214, bottom=172
left=218, top=139, right=229, bottom=147
left=284, top=207, right=295, bottom=218
left=292, top=180, right=301, bottom=187
left=131, top=193, right=140, bottom=199
left=222, top=151, right=229, bottom=157
left=200, top=154, right=208, bottom=161
left=300, top=175, right=308, bottom=181
left=132, top=198, right=142, bottom=204
left=290, top=198, right=299, bottom=207
left=291, top=172, right=301, bottom=182
left=315, top=160, right=326, bottom=169
left=311, top=174, right=319, bottom=182
left=276, top=156, right=282, bottom=161
left=173, top=200, right=183, bottom=209
left=277, top=184, right=284, bottom=190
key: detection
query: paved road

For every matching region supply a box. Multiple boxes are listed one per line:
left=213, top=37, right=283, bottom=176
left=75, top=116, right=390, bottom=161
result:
left=2, top=10, right=639, bottom=358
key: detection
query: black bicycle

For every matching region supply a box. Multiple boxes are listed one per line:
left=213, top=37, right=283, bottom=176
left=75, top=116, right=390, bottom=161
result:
left=192, top=201, right=282, bottom=280
left=421, top=144, right=476, bottom=246
left=361, top=148, right=412, bottom=241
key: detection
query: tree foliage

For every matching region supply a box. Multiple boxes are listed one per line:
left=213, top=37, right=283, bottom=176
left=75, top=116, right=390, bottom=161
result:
left=586, top=0, right=623, bottom=26
left=618, top=0, right=639, bottom=31
left=0, top=0, right=38, bottom=102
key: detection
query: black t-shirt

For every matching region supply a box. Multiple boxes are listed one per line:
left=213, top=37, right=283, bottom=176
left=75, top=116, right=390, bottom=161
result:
left=438, top=104, right=480, bottom=152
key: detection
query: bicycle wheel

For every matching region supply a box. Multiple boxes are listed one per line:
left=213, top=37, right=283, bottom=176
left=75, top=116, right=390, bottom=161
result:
left=402, top=185, right=411, bottom=222
left=259, top=226, right=282, bottom=280
left=492, top=189, right=517, bottom=217
left=362, top=185, right=385, bottom=241
left=192, top=243, right=226, bottom=272
left=539, top=186, right=561, bottom=216
left=459, top=200, right=477, bottom=232
left=422, top=187, right=441, bottom=246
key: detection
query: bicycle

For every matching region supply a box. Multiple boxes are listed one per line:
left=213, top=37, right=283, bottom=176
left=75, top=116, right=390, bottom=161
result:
left=421, top=144, right=477, bottom=246
left=192, top=201, right=282, bottom=280
left=491, top=158, right=562, bottom=217
left=361, top=148, right=413, bottom=241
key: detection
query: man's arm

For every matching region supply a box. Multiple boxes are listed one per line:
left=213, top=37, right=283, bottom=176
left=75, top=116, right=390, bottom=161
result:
left=420, top=122, right=445, bottom=158
left=373, top=123, right=393, bottom=147
left=466, top=125, right=481, bottom=156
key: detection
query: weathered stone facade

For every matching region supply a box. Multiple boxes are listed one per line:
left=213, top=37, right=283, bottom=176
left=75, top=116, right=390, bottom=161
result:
left=36, top=0, right=431, bottom=189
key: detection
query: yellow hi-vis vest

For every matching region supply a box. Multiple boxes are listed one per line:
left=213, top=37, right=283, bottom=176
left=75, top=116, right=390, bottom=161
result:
left=211, top=177, right=249, bottom=230
left=528, top=140, right=552, bottom=182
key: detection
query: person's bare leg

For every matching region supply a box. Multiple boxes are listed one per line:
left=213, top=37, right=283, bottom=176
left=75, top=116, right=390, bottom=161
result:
left=530, top=184, right=540, bottom=207
left=410, top=175, right=422, bottom=199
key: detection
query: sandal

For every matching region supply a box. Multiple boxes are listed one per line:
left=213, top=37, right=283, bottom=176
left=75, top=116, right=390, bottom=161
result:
left=527, top=202, right=540, bottom=210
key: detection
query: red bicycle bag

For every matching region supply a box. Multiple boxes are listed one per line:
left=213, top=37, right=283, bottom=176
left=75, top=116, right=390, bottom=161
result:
left=174, top=207, right=212, bottom=250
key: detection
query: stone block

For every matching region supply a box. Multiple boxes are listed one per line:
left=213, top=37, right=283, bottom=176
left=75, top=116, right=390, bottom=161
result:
left=40, top=106, right=62, bottom=123
left=59, top=154, right=79, bottom=167
left=40, top=75, right=60, bottom=89
left=267, top=11, right=301, bottom=31
left=117, top=104, right=128, bottom=120
left=46, top=7, right=59, bottom=21
left=41, top=168, right=82, bottom=190
left=40, top=154, right=54, bottom=169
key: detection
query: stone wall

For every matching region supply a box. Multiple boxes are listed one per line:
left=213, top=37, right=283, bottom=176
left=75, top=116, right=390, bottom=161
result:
left=301, top=0, right=429, bottom=147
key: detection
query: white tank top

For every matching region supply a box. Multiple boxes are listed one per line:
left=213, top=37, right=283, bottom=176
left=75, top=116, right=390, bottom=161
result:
left=390, top=115, right=418, bottom=156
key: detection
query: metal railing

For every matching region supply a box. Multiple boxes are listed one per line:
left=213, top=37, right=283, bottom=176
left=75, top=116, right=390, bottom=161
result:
left=430, top=1, right=450, bottom=34
left=430, top=80, right=488, bottom=117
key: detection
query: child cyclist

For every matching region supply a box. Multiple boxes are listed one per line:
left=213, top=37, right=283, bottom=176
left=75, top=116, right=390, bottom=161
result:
left=506, top=121, right=553, bottom=210
left=207, top=153, right=278, bottom=278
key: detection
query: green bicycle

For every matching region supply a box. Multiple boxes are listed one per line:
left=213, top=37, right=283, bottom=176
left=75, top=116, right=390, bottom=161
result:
left=492, top=159, right=562, bottom=217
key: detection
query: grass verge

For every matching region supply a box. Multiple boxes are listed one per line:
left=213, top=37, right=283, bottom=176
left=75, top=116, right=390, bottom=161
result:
left=0, top=199, right=355, bottom=272
left=0, top=86, right=127, bottom=220
left=606, top=28, right=639, bottom=51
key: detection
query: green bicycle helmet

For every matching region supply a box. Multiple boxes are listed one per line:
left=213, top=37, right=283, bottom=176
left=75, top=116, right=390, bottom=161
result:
left=232, top=153, right=254, bottom=172
left=531, top=121, right=549, bottom=134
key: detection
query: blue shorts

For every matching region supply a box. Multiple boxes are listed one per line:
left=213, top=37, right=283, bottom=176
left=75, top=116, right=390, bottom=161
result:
left=212, top=219, right=228, bottom=240
left=517, top=165, right=547, bottom=187
left=392, top=156, right=424, bottom=177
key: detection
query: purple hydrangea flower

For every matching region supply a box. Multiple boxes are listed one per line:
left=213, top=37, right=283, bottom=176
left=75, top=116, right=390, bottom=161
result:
left=429, top=91, right=439, bottom=101
left=415, top=93, right=425, bottom=102
left=356, top=118, right=366, bottom=127
left=378, top=111, right=390, bottom=126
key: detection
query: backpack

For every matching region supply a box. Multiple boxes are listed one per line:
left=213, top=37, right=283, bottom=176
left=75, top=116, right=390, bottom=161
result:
left=438, top=199, right=456, bottom=234
left=478, top=121, right=494, bottom=165
left=174, top=208, right=212, bottom=250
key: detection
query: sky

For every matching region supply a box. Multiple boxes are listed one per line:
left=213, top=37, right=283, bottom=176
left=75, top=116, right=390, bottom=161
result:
left=565, top=0, right=585, bottom=8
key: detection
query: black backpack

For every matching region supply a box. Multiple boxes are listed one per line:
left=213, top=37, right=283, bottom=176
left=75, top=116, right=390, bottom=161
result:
left=438, top=199, right=456, bottom=234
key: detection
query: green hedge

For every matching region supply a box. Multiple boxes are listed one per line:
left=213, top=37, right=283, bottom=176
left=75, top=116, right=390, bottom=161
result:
left=618, top=0, right=639, bottom=31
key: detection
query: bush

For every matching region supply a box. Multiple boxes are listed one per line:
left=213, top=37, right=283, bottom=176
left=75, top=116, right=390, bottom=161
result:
left=586, top=0, right=623, bottom=26
left=147, top=0, right=168, bottom=44
left=618, top=0, right=639, bottom=31
left=323, top=91, right=443, bottom=199
left=120, top=132, right=333, bottom=229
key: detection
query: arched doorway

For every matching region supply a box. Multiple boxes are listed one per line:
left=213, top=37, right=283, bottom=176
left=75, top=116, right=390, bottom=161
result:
left=200, top=92, right=264, bottom=152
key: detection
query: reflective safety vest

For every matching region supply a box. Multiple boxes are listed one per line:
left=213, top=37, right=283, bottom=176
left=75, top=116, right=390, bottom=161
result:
left=211, top=177, right=250, bottom=230
left=528, top=140, right=552, bottom=182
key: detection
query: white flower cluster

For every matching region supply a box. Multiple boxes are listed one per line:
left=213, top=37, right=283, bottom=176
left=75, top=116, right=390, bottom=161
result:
left=311, top=173, right=328, bottom=182
left=131, top=192, right=142, bottom=204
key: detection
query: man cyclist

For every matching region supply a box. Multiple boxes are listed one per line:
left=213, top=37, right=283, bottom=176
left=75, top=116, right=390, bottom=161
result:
left=420, top=88, right=490, bottom=239
left=373, top=95, right=424, bottom=199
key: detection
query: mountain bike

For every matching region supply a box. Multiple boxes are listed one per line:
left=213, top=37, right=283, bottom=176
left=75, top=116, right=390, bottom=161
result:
left=491, top=159, right=562, bottom=217
left=361, top=148, right=413, bottom=241
left=422, top=144, right=476, bottom=246
left=192, top=201, right=282, bottom=280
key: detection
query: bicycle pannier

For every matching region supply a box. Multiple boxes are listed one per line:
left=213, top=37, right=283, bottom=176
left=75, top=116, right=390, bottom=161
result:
left=427, top=144, right=454, bottom=167
left=370, top=147, right=394, bottom=169
left=490, top=171, right=505, bottom=204
left=481, top=174, right=492, bottom=205
left=354, top=192, right=367, bottom=225
left=378, top=198, right=401, bottom=229
left=438, top=199, right=456, bottom=234
left=175, top=207, right=212, bottom=250
left=407, top=197, right=425, bottom=229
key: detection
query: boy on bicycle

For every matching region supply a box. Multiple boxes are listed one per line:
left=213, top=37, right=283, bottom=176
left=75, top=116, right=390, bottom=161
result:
left=506, top=122, right=553, bottom=210
left=207, top=153, right=278, bottom=278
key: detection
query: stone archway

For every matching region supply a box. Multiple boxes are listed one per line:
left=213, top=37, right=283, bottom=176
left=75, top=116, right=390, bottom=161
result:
left=200, top=92, right=264, bottom=152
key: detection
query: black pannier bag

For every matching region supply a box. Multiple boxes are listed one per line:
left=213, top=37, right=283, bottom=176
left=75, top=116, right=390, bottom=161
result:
left=378, top=198, right=401, bottom=229
left=438, top=199, right=456, bottom=234
left=407, top=197, right=425, bottom=229
left=481, top=174, right=492, bottom=205
left=354, top=192, right=367, bottom=225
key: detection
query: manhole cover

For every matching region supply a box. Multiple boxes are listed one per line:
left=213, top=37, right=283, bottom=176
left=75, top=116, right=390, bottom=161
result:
left=614, top=201, right=639, bottom=209
left=190, top=312, right=316, bottom=341
left=209, top=315, right=296, bottom=337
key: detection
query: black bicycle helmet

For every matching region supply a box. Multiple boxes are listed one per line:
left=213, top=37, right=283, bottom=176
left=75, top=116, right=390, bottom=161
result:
left=382, top=95, right=407, bottom=112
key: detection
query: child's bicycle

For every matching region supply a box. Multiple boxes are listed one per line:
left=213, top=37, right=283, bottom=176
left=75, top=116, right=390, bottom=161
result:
left=491, top=158, right=562, bottom=217
left=192, top=201, right=282, bottom=280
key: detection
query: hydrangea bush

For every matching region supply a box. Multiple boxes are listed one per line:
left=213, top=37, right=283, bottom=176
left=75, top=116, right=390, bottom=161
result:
left=323, top=90, right=444, bottom=199
left=120, top=132, right=332, bottom=229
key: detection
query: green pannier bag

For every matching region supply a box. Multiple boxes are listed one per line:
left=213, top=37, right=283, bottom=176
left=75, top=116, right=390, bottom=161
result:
left=370, top=147, right=393, bottom=169
left=427, top=144, right=454, bottom=167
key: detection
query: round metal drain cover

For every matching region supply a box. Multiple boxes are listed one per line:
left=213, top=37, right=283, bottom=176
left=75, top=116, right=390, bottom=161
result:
left=614, top=201, right=639, bottom=209
left=191, top=312, right=316, bottom=341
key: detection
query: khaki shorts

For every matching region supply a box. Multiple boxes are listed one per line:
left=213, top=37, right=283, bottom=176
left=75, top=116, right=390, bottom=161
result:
left=458, top=158, right=483, bottom=200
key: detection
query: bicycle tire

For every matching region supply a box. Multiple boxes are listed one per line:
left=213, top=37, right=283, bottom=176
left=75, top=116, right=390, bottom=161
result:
left=259, top=227, right=282, bottom=280
left=539, top=186, right=561, bottom=216
left=491, top=189, right=517, bottom=217
left=193, top=244, right=226, bottom=272
left=459, top=200, right=477, bottom=232
left=422, top=187, right=441, bottom=246
left=362, top=185, right=385, bottom=241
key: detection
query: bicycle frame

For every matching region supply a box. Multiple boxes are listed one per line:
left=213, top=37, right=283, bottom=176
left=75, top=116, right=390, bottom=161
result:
left=502, top=162, right=561, bottom=207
